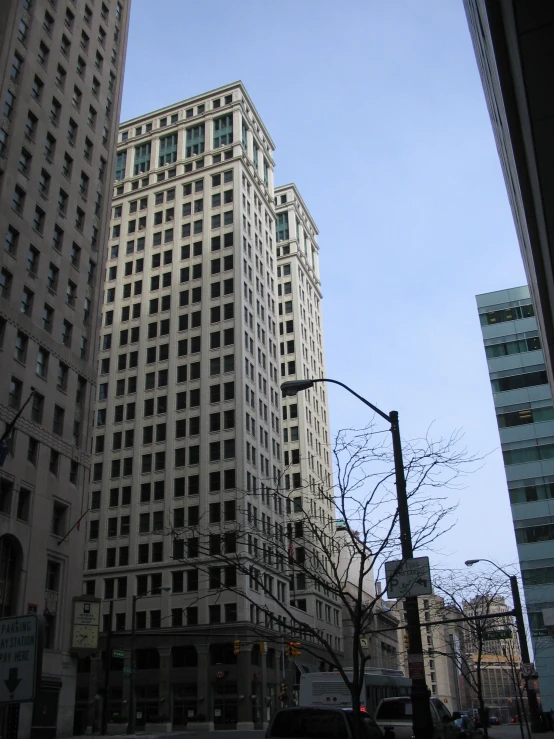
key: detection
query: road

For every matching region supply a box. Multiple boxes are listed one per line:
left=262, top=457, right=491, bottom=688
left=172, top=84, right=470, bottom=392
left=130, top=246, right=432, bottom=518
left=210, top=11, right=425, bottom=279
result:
left=487, top=724, right=549, bottom=739
left=71, top=725, right=552, bottom=739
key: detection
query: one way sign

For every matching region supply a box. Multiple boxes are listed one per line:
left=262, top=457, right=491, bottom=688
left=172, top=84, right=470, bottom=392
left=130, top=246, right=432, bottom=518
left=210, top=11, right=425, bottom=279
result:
left=385, top=557, right=432, bottom=599
left=0, top=615, right=39, bottom=704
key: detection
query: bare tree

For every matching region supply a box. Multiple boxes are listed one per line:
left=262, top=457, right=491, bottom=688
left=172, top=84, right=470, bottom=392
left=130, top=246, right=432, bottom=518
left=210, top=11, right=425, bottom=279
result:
left=166, top=423, right=473, bottom=739
left=432, top=571, right=523, bottom=739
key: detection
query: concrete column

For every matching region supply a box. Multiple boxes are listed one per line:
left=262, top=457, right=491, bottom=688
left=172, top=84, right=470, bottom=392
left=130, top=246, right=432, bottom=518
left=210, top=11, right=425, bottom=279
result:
left=121, top=648, right=132, bottom=722
left=196, top=644, right=211, bottom=722
left=204, top=119, right=213, bottom=155
left=260, top=649, right=269, bottom=729
left=237, top=645, right=254, bottom=730
left=150, top=136, right=160, bottom=170
left=158, top=646, right=171, bottom=721
left=87, top=656, right=101, bottom=733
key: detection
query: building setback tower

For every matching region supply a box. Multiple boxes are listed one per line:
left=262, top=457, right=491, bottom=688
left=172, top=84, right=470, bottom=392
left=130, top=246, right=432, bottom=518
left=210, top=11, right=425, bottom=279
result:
left=477, top=286, right=554, bottom=712
left=82, top=83, right=340, bottom=731
left=0, top=0, right=131, bottom=736
left=274, top=185, right=340, bottom=645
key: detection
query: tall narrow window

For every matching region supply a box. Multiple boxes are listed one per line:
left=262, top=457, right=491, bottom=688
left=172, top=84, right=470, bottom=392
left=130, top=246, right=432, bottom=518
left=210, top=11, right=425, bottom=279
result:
left=133, top=143, right=151, bottom=175
left=186, top=125, right=204, bottom=157
left=159, top=133, right=177, bottom=166
left=115, top=150, right=127, bottom=181
left=213, top=115, right=233, bottom=149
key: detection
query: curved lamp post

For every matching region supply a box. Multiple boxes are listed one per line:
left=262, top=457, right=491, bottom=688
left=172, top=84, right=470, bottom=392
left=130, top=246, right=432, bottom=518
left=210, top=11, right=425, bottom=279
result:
left=127, top=585, right=171, bottom=735
left=281, top=378, right=433, bottom=739
left=465, top=559, right=541, bottom=731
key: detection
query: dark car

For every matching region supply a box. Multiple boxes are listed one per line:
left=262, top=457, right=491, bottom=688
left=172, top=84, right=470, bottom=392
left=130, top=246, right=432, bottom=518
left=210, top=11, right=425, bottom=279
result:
left=266, top=707, right=385, bottom=739
left=489, top=716, right=500, bottom=725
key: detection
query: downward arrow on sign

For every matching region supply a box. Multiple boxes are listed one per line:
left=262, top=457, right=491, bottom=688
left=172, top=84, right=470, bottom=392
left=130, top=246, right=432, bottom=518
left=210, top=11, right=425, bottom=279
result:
left=4, top=668, right=21, bottom=696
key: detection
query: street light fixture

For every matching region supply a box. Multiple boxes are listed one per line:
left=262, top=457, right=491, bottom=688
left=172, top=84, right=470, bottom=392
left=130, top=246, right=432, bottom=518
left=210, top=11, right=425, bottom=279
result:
left=126, top=586, right=171, bottom=735
left=465, top=559, right=541, bottom=731
left=281, top=378, right=434, bottom=739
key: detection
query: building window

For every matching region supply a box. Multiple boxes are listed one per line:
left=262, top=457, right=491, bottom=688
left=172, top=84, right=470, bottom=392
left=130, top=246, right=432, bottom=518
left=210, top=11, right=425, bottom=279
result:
left=186, top=125, right=204, bottom=157
left=213, top=115, right=233, bottom=148
left=133, top=143, right=151, bottom=175
left=115, top=150, right=127, bottom=181
left=159, top=133, right=177, bottom=166
left=276, top=212, right=289, bottom=242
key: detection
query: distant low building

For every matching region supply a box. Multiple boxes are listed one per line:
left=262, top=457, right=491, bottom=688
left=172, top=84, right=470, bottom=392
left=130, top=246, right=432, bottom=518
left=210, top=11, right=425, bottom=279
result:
left=393, top=594, right=462, bottom=711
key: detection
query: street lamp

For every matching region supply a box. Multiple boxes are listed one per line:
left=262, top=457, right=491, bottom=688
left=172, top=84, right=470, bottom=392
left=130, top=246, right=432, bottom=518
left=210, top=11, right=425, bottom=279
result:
left=281, top=378, right=434, bottom=739
left=465, top=559, right=541, bottom=731
left=126, top=585, right=171, bottom=735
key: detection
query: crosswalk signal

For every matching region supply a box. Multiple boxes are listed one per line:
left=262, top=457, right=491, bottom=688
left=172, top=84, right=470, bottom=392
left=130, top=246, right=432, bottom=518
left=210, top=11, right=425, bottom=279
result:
left=403, top=633, right=409, bottom=649
left=292, top=641, right=301, bottom=657
left=234, top=639, right=240, bottom=655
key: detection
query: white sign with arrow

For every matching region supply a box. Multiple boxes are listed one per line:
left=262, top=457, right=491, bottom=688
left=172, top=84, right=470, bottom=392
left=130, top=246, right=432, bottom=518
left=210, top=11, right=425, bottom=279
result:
left=0, top=615, right=39, bottom=704
left=385, top=557, right=432, bottom=599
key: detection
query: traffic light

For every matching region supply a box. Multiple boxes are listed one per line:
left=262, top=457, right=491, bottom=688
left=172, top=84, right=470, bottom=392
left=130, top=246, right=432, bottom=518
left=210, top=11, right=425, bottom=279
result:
left=279, top=683, right=288, bottom=702
left=234, top=639, right=240, bottom=655
left=292, top=641, right=301, bottom=657
left=281, top=683, right=286, bottom=693
left=285, top=641, right=293, bottom=657
left=403, top=632, right=409, bottom=649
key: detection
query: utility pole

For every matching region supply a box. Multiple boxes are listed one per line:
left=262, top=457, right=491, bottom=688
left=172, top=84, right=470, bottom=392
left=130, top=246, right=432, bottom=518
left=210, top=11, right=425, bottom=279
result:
left=281, top=380, right=435, bottom=739
left=390, top=411, right=434, bottom=739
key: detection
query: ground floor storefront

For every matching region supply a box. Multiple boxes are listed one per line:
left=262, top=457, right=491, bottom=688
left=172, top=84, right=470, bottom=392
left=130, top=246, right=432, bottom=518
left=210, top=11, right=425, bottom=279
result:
left=74, top=628, right=320, bottom=734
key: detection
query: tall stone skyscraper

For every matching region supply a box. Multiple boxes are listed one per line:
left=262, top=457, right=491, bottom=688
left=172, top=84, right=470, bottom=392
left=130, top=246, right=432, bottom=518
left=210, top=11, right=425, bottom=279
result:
left=274, top=184, right=338, bottom=641
left=0, top=1, right=131, bottom=735
left=82, top=83, right=341, bottom=730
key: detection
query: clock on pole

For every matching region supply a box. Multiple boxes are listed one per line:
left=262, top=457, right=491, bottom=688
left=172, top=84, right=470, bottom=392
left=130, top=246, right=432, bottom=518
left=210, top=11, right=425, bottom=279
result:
left=70, top=596, right=100, bottom=655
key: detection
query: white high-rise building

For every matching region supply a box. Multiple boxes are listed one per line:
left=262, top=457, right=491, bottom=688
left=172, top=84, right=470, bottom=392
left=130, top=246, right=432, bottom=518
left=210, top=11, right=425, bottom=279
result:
left=274, top=185, right=339, bottom=647
left=81, top=83, right=340, bottom=731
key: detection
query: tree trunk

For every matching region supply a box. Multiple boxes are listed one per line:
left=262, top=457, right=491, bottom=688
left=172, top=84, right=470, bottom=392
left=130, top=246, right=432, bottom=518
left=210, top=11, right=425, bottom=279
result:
left=350, top=678, right=362, bottom=739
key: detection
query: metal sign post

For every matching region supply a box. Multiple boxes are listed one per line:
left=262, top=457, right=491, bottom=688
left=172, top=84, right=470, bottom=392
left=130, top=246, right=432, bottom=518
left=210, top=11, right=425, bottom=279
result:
left=385, top=557, right=432, bottom=599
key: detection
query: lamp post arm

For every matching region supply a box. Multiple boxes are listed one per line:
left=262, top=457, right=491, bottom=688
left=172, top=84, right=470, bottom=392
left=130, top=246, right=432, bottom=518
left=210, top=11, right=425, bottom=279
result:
left=476, top=558, right=512, bottom=581
left=313, top=378, right=391, bottom=422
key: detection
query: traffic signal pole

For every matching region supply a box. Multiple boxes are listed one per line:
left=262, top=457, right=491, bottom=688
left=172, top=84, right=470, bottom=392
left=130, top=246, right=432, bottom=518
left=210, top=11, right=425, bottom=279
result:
left=510, top=576, right=541, bottom=732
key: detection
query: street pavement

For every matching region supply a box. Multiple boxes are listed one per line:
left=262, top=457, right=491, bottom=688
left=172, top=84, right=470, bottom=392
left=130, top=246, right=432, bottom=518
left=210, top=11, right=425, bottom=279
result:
left=69, top=731, right=267, bottom=739
left=70, top=725, right=554, bottom=739
left=486, top=725, right=552, bottom=739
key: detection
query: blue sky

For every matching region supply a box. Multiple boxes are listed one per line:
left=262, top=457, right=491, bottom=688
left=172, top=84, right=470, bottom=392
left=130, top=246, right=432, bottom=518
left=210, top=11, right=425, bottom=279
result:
left=120, top=1, right=526, bottom=574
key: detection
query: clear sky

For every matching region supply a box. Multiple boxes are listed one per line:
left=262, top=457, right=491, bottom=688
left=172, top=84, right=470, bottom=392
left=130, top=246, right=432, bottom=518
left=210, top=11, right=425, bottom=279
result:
left=120, top=1, right=527, bottom=575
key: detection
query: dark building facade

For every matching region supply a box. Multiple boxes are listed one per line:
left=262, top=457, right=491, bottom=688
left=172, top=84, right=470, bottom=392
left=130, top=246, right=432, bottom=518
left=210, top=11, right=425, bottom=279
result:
left=0, top=1, right=130, bottom=735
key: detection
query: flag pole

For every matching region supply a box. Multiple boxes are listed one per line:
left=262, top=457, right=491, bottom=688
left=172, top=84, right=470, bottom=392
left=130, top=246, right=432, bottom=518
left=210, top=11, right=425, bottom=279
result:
left=57, top=508, right=89, bottom=546
left=0, top=387, right=35, bottom=466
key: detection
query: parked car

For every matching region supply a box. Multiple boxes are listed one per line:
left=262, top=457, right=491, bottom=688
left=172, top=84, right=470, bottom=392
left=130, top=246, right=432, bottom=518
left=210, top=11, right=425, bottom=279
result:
left=266, top=706, right=386, bottom=739
left=489, top=716, right=500, bottom=725
left=375, top=696, right=461, bottom=739
left=453, top=713, right=478, bottom=737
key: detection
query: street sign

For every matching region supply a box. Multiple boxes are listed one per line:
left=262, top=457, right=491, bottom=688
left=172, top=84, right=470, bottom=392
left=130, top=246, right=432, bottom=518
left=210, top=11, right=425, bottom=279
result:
left=112, top=649, right=125, bottom=659
left=407, top=654, right=425, bottom=680
left=482, top=629, right=512, bottom=641
left=360, top=638, right=369, bottom=648
left=385, top=557, right=432, bottom=599
left=0, top=615, right=39, bottom=704
left=521, top=663, right=538, bottom=679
